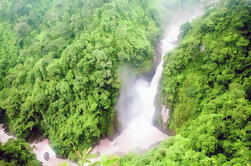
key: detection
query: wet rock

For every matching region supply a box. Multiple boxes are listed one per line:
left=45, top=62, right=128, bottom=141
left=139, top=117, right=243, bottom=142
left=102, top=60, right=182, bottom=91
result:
left=161, top=105, right=169, bottom=129
left=44, top=152, right=50, bottom=161
left=153, top=103, right=176, bottom=136
left=143, top=41, right=163, bottom=82
left=153, top=41, right=162, bottom=66
left=153, top=96, right=169, bottom=133
left=149, top=141, right=161, bottom=149
left=107, top=120, right=119, bottom=141
left=131, top=147, right=146, bottom=154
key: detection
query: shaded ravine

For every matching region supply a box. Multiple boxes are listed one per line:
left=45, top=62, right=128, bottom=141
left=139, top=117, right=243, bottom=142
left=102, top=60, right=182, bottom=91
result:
left=92, top=8, right=203, bottom=158
left=0, top=124, right=77, bottom=166
left=0, top=8, right=202, bottom=166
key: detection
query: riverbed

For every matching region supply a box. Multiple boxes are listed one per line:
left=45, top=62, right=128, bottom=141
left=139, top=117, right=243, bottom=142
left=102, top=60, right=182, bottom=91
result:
left=0, top=7, right=202, bottom=166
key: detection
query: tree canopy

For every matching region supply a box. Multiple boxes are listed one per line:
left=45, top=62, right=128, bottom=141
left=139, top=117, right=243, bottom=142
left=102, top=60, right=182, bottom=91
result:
left=119, top=0, right=251, bottom=165
left=0, top=0, right=250, bottom=165
left=0, top=0, right=160, bottom=158
left=0, top=139, right=41, bottom=166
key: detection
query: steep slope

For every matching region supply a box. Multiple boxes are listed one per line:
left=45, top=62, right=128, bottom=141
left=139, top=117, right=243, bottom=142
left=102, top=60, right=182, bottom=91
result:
left=119, top=0, right=251, bottom=165
left=0, top=0, right=160, bottom=157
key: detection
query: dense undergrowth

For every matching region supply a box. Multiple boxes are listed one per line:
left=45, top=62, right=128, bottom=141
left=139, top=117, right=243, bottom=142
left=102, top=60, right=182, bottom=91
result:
left=0, top=0, right=160, bottom=158
left=0, top=0, right=250, bottom=165
left=0, top=139, right=41, bottom=166
left=118, top=0, right=251, bottom=165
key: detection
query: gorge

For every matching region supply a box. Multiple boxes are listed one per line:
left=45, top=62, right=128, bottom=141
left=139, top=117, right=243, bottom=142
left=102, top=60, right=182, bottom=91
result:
left=0, top=5, right=202, bottom=166
left=1, top=0, right=250, bottom=166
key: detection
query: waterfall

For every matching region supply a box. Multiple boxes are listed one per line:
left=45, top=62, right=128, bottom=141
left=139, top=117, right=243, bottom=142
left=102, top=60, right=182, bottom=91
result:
left=93, top=9, right=203, bottom=156
left=0, top=7, right=203, bottom=166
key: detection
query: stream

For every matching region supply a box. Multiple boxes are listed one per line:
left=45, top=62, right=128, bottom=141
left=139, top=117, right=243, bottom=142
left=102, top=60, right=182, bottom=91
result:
left=0, top=8, right=202, bottom=166
left=92, top=8, right=202, bottom=158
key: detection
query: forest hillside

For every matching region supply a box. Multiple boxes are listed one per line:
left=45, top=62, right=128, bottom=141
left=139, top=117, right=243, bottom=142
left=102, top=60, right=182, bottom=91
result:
left=0, top=0, right=161, bottom=158
left=119, top=0, right=251, bottom=165
left=0, top=0, right=250, bottom=166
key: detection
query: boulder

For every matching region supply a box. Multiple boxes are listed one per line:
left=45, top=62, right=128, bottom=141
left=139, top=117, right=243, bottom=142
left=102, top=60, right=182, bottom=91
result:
left=44, top=152, right=50, bottom=161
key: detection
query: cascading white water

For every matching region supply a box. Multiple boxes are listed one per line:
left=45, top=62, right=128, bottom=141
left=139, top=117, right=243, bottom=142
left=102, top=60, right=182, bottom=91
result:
left=92, top=9, right=203, bottom=157
left=0, top=7, right=203, bottom=166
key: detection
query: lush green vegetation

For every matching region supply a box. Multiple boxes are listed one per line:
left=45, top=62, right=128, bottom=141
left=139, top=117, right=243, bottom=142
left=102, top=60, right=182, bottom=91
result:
left=0, top=0, right=160, bottom=158
left=118, top=0, right=251, bottom=165
left=0, top=0, right=250, bottom=165
left=0, top=139, right=41, bottom=166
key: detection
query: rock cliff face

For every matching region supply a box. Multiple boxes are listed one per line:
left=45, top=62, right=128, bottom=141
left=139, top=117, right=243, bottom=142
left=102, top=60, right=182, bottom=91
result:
left=152, top=40, right=176, bottom=136
left=145, top=33, right=166, bottom=132
left=142, top=41, right=163, bottom=82
left=110, top=40, right=163, bottom=138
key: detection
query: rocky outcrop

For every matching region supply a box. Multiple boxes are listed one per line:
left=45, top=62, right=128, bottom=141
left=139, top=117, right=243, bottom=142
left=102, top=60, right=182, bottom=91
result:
left=44, top=152, right=50, bottom=161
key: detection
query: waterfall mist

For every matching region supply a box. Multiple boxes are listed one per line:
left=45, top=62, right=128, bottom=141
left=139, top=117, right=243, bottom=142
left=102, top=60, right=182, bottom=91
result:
left=116, top=7, right=203, bottom=147
left=92, top=1, right=204, bottom=158
left=0, top=1, right=206, bottom=165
